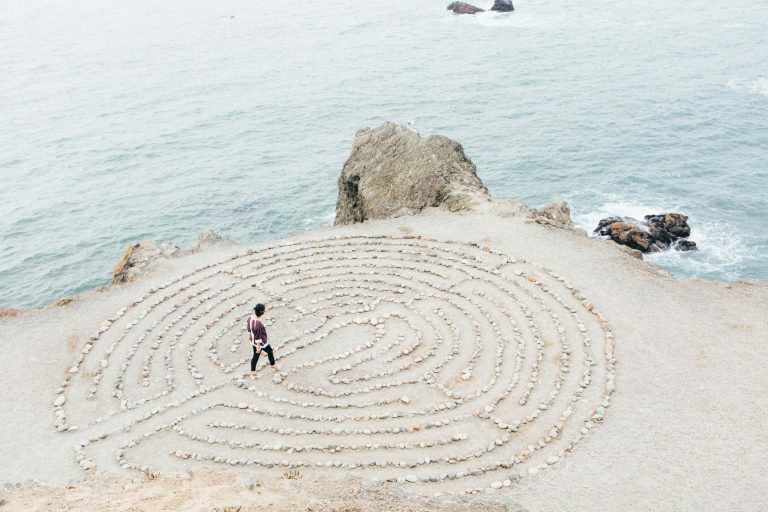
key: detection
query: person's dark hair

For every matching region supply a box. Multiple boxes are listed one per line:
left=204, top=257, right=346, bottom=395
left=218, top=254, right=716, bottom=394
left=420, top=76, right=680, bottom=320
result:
left=254, top=303, right=265, bottom=317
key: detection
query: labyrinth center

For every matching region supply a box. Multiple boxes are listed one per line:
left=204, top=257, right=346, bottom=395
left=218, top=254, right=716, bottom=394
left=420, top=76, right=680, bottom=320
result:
left=56, top=236, right=617, bottom=493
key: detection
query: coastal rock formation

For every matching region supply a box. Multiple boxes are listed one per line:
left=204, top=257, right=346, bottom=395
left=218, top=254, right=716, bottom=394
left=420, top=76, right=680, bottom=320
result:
left=112, top=241, right=181, bottom=284
left=447, top=2, right=484, bottom=14
left=334, top=122, right=491, bottom=225
left=531, top=201, right=574, bottom=229
left=645, top=213, right=691, bottom=238
left=595, top=213, right=697, bottom=253
left=673, top=240, right=698, bottom=251
left=113, top=231, right=232, bottom=285
left=446, top=1, right=514, bottom=14
left=491, top=0, right=515, bottom=11
left=191, top=229, right=234, bottom=252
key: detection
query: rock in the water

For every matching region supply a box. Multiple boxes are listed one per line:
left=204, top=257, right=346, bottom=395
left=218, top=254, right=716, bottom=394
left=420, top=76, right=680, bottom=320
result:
left=113, top=241, right=181, bottom=284
left=673, top=239, right=698, bottom=252
left=531, top=201, right=574, bottom=229
left=607, top=221, right=658, bottom=252
left=447, top=2, right=485, bottom=14
left=644, top=213, right=691, bottom=239
left=594, top=213, right=697, bottom=253
left=334, top=122, right=491, bottom=225
left=491, top=0, right=515, bottom=11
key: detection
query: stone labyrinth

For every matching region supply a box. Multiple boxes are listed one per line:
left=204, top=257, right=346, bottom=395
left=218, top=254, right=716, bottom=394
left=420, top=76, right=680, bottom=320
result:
left=54, top=235, right=617, bottom=494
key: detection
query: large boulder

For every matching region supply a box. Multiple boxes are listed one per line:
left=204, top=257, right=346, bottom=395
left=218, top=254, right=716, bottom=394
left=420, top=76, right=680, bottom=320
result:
left=594, top=213, right=697, bottom=253
left=447, top=2, right=485, bottom=14
left=491, top=0, right=515, bottom=11
left=334, top=123, right=491, bottom=225
left=112, top=241, right=181, bottom=284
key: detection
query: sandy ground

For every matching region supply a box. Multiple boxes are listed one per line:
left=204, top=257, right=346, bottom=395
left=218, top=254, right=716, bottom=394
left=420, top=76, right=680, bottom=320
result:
left=0, top=470, right=521, bottom=512
left=1, top=200, right=766, bottom=512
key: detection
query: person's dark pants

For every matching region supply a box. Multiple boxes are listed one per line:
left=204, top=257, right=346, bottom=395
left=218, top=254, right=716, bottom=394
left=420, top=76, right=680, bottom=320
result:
left=251, top=345, right=275, bottom=371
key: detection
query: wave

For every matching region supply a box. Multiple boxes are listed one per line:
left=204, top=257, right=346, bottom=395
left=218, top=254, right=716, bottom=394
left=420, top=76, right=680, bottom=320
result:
left=574, top=201, right=759, bottom=282
left=573, top=201, right=671, bottom=236
left=646, top=219, right=757, bottom=282
left=725, top=78, right=768, bottom=97
left=303, top=209, right=336, bottom=227
left=440, top=7, right=553, bottom=28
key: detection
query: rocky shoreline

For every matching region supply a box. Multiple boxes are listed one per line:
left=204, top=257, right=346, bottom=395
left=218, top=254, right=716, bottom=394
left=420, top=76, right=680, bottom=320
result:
left=105, top=123, right=711, bottom=294
left=594, top=213, right=698, bottom=253
left=4, top=123, right=759, bottom=318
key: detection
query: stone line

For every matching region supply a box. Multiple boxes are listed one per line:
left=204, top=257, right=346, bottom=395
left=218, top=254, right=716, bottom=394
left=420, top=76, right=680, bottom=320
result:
left=54, top=235, right=616, bottom=495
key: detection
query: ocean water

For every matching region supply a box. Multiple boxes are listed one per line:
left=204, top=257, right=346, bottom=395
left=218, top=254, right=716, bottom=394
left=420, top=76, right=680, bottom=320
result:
left=1, top=0, right=767, bottom=309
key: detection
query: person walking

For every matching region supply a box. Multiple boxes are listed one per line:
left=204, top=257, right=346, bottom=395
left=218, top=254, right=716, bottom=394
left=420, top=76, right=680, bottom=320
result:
left=246, top=303, right=276, bottom=378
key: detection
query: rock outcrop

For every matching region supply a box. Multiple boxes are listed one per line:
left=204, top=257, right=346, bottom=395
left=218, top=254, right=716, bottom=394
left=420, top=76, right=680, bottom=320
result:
left=113, top=231, right=233, bottom=285
left=594, top=213, right=697, bottom=253
left=334, top=123, right=491, bottom=225
left=112, top=241, right=181, bottom=284
left=491, top=0, right=515, bottom=11
left=644, top=213, right=691, bottom=239
left=531, top=201, right=574, bottom=229
left=447, top=1, right=514, bottom=14
left=447, top=2, right=484, bottom=14
left=191, top=230, right=234, bottom=253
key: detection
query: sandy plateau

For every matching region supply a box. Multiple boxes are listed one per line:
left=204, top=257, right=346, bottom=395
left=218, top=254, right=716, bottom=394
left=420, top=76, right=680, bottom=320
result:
left=1, top=202, right=766, bottom=512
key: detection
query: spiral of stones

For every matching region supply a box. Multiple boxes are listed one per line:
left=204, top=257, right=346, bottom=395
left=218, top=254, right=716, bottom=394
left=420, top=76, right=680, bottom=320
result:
left=53, top=235, right=617, bottom=494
